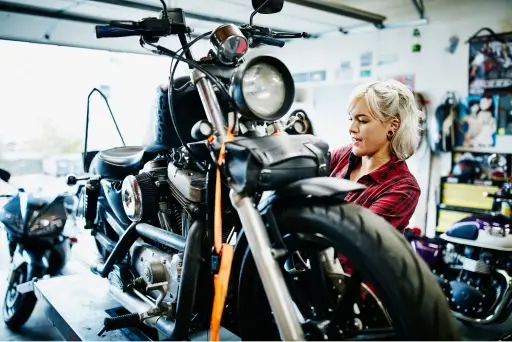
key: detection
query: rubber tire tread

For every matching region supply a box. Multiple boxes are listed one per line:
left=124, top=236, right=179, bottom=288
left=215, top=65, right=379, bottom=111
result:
left=237, top=202, right=460, bottom=341
left=3, top=266, right=39, bottom=331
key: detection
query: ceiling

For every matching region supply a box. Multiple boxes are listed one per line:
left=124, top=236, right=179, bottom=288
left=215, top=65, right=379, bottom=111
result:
left=0, top=0, right=428, bottom=54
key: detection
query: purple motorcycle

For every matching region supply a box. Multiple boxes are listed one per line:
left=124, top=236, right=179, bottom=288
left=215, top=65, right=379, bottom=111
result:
left=408, top=154, right=512, bottom=335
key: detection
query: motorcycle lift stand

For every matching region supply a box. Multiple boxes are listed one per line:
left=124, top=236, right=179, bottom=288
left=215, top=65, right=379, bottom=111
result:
left=32, top=274, right=240, bottom=341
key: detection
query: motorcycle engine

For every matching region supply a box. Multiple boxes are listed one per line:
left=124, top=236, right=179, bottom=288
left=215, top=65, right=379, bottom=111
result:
left=112, top=151, right=208, bottom=308
left=434, top=243, right=512, bottom=321
left=120, top=152, right=202, bottom=237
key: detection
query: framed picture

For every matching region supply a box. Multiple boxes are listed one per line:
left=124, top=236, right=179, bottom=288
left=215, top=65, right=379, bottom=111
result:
left=468, top=31, right=512, bottom=95
left=456, top=94, right=499, bottom=148
left=497, top=94, right=512, bottom=135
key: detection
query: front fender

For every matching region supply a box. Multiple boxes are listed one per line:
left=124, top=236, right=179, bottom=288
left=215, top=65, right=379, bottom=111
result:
left=257, top=177, right=366, bottom=212
left=231, top=177, right=365, bottom=307
left=12, top=246, right=49, bottom=277
left=275, top=176, right=365, bottom=198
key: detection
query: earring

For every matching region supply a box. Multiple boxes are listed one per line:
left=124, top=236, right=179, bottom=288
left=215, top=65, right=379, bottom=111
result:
left=387, top=130, right=395, bottom=140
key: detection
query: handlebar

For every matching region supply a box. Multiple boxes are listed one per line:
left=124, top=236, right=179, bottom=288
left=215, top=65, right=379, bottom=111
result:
left=95, top=25, right=141, bottom=39
left=94, top=16, right=189, bottom=40
left=258, top=36, right=285, bottom=48
left=94, top=12, right=308, bottom=51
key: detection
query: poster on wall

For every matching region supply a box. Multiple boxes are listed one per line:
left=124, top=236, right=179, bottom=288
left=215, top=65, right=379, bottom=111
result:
left=497, top=94, right=512, bottom=135
left=292, top=70, right=327, bottom=83
left=310, top=70, right=327, bottom=82
left=360, top=69, right=372, bottom=78
left=360, top=51, right=373, bottom=79
left=456, top=94, right=499, bottom=148
left=388, top=74, right=415, bottom=91
left=335, top=61, right=354, bottom=81
left=468, top=31, right=512, bottom=95
left=360, top=52, right=373, bottom=67
left=292, top=72, right=309, bottom=83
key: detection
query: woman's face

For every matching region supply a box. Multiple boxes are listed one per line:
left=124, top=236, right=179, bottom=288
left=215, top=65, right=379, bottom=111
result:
left=470, top=103, right=480, bottom=114
left=480, top=97, right=492, bottom=111
left=348, top=98, right=390, bottom=157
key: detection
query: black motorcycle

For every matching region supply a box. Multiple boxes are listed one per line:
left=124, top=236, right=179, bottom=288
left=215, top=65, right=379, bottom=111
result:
left=67, top=0, right=461, bottom=340
left=0, top=169, right=78, bottom=330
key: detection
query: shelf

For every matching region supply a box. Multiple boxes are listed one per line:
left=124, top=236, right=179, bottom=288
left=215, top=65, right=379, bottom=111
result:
left=453, top=136, right=512, bottom=154
left=437, top=203, right=493, bottom=216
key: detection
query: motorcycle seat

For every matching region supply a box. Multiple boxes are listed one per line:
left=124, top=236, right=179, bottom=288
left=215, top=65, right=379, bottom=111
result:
left=90, top=146, right=145, bottom=178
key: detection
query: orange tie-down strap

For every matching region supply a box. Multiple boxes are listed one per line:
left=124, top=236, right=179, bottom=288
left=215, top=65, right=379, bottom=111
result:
left=210, top=130, right=235, bottom=342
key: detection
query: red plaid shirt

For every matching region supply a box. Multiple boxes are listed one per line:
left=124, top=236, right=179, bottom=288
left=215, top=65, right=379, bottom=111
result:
left=330, top=144, right=421, bottom=232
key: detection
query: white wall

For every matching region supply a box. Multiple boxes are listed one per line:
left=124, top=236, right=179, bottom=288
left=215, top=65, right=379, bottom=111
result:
left=255, top=0, right=512, bottom=235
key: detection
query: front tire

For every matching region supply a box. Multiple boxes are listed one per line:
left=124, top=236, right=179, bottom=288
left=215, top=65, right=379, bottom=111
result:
left=237, top=202, right=460, bottom=341
left=3, top=265, right=41, bottom=330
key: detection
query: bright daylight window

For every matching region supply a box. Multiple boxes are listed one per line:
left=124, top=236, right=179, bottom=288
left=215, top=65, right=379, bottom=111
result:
left=0, top=39, right=173, bottom=190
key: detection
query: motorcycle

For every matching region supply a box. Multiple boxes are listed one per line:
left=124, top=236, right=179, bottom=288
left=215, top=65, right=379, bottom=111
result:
left=67, top=0, right=460, bottom=340
left=0, top=169, right=79, bottom=330
left=408, top=153, right=512, bottom=339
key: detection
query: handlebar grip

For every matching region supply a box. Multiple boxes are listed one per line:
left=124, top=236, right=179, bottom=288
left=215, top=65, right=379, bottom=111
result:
left=95, top=25, right=140, bottom=39
left=260, top=37, right=285, bottom=48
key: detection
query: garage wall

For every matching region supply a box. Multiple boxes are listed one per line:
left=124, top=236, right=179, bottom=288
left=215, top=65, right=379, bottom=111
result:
left=255, top=0, right=512, bottom=235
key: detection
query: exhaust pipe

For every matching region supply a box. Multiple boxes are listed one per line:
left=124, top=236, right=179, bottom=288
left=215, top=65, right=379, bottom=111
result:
left=136, top=223, right=186, bottom=251
left=106, top=220, right=206, bottom=340
left=96, top=221, right=187, bottom=277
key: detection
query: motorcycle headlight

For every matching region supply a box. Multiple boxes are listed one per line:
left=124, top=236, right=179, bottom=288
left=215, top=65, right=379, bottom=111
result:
left=29, top=217, right=64, bottom=236
left=230, top=55, right=295, bottom=121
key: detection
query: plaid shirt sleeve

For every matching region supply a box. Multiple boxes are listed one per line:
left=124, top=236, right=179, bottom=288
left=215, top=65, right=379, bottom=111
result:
left=367, top=180, right=421, bottom=231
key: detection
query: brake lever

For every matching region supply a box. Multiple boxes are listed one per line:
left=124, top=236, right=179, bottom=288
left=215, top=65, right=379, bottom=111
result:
left=273, top=32, right=309, bottom=39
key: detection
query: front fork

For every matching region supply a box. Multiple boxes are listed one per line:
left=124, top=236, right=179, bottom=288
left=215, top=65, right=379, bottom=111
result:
left=230, top=191, right=305, bottom=341
left=190, top=66, right=305, bottom=341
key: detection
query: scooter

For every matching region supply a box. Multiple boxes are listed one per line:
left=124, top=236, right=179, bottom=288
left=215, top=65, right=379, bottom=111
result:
left=0, top=168, right=79, bottom=330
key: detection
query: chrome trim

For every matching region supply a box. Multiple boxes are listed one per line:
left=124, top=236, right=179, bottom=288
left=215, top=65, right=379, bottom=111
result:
left=191, top=69, right=227, bottom=141
left=121, top=175, right=143, bottom=222
left=210, top=24, right=248, bottom=65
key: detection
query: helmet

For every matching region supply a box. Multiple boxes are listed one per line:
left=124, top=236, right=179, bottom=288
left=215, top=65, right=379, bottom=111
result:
left=451, top=159, right=483, bottom=182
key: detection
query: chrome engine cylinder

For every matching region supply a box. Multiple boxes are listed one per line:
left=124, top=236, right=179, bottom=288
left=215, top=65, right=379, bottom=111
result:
left=461, top=257, right=492, bottom=274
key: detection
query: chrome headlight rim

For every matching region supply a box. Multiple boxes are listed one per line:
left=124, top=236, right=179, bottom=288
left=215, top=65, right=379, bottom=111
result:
left=230, top=55, right=295, bottom=121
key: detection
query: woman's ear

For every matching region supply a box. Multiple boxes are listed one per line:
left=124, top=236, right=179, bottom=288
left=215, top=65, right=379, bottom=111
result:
left=389, top=117, right=400, bottom=132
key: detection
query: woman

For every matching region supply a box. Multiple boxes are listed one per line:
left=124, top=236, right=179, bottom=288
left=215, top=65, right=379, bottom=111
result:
left=330, top=79, right=422, bottom=232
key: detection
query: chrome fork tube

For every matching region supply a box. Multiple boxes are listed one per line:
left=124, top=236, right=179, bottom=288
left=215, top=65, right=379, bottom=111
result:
left=191, top=65, right=304, bottom=340
left=190, top=69, right=227, bottom=141
left=230, top=190, right=305, bottom=341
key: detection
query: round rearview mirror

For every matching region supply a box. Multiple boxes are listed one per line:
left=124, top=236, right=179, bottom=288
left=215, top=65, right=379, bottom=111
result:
left=0, top=168, right=11, bottom=183
left=251, top=0, right=284, bottom=14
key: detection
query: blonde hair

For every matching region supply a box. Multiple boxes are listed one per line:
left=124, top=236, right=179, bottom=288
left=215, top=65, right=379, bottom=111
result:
left=348, top=79, right=423, bottom=160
